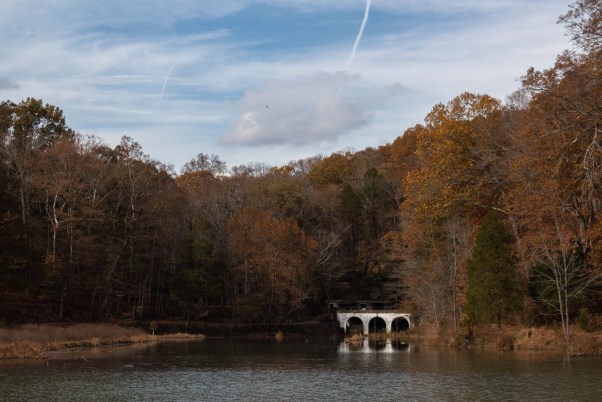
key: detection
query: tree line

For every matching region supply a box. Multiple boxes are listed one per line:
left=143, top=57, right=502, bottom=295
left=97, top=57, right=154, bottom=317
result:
left=1, top=0, right=601, bottom=340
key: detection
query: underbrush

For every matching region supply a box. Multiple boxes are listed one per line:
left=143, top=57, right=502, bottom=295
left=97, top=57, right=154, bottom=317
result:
left=338, top=320, right=602, bottom=354
left=402, top=323, right=458, bottom=347
left=472, top=325, right=602, bottom=354
left=511, top=327, right=564, bottom=351
left=408, top=322, right=602, bottom=354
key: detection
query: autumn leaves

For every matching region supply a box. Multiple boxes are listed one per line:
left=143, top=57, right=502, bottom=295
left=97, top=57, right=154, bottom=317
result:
left=399, top=0, right=602, bottom=340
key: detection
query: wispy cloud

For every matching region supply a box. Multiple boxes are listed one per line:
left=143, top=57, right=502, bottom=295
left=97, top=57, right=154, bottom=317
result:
left=346, top=0, right=372, bottom=70
left=157, top=60, right=182, bottom=108
left=0, top=0, right=571, bottom=169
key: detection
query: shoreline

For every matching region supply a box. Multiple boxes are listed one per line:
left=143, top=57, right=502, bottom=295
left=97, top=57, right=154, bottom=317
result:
left=395, top=324, right=602, bottom=356
left=3, top=321, right=602, bottom=360
left=0, top=323, right=205, bottom=360
left=0, top=333, right=206, bottom=360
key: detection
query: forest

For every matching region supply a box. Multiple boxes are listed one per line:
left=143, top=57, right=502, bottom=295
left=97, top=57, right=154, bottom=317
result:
left=1, top=0, right=601, bottom=342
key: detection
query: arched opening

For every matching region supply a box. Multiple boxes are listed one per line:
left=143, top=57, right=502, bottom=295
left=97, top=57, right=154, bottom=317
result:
left=368, top=316, right=386, bottom=334
left=346, top=317, right=364, bottom=335
left=391, top=316, right=410, bottom=332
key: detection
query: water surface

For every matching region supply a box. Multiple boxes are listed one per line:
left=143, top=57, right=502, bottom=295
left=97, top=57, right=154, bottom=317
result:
left=1, top=338, right=600, bottom=401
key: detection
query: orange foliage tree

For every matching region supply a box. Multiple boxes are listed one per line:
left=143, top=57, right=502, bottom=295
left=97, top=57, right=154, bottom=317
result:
left=227, top=207, right=317, bottom=330
left=508, top=0, right=602, bottom=340
left=400, top=93, right=509, bottom=330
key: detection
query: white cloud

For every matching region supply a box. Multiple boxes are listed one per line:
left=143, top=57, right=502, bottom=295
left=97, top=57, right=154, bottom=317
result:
left=221, top=71, right=406, bottom=146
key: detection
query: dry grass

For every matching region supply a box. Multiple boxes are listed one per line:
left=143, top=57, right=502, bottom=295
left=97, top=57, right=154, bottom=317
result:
left=387, top=322, right=602, bottom=353
left=0, top=323, right=145, bottom=344
left=388, top=331, right=411, bottom=343
left=337, top=320, right=602, bottom=354
left=367, top=332, right=387, bottom=343
left=499, top=325, right=602, bottom=354
left=402, top=323, right=458, bottom=347
left=432, top=324, right=602, bottom=354
left=0, top=323, right=205, bottom=360
left=344, top=333, right=364, bottom=344
left=0, top=341, right=45, bottom=359
left=566, top=328, right=602, bottom=355
left=512, top=327, right=564, bottom=351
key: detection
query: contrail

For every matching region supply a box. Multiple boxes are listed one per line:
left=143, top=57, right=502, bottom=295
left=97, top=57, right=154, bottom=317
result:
left=346, top=0, right=372, bottom=70
left=157, top=60, right=180, bottom=108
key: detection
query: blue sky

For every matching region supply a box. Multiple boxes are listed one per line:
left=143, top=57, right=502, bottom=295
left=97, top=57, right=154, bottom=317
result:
left=0, top=0, right=571, bottom=171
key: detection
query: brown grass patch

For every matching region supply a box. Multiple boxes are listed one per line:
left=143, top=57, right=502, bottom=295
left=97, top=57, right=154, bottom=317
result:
left=388, top=331, right=410, bottom=343
left=0, top=323, right=205, bottom=360
left=402, top=323, right=457, bottom=347
left=0, top=323, right=145, bottom=344
left=0, top=341, right=45, bottom=359
left=567, top=328, right=602, bottom=355
left=367, top=332, right=387, bottom=343
left=512, top=327, right=564, bottom=351
left=344, top=333, right=364, bottom=344
left=337, top=320, right=602, bottom=354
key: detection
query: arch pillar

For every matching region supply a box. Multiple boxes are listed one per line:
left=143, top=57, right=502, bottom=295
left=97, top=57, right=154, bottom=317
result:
left=361, top=316, right=371, bottom=335
left=384, top=316, right=393, bottom=334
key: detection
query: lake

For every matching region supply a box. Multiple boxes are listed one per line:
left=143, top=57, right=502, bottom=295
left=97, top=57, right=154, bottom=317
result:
left=1, top=337, right=601, bottom=401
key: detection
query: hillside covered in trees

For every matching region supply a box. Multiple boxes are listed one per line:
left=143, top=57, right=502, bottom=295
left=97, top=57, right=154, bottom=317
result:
left=1, top=0, right=601, bottom=342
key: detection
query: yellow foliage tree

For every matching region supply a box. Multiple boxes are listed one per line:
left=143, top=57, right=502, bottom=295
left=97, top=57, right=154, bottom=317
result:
left=405, top=92, right=503, bottom=221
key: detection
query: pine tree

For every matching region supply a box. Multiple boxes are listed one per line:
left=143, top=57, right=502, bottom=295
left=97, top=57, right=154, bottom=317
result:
left=466, top=211, right=522, bottom=327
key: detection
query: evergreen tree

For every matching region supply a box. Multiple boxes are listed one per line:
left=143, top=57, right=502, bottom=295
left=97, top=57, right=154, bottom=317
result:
left=466, top=211, right=522, bottom=327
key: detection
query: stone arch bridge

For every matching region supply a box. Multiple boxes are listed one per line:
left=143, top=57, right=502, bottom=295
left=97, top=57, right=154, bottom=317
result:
left=337, top=311, right=411, bottom=335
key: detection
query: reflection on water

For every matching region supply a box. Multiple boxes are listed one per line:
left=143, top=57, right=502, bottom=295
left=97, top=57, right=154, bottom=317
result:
left=338, top=338, right=410, bottom=353
left=1, top=338, right=602, bottom=401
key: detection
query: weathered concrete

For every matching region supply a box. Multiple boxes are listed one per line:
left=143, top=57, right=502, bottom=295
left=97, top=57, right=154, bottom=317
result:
left=336, top=311, right=411, bottom=335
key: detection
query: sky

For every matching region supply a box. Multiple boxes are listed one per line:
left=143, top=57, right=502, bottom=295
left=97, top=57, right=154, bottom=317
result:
left=0, top=0, right=573, bottom=171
